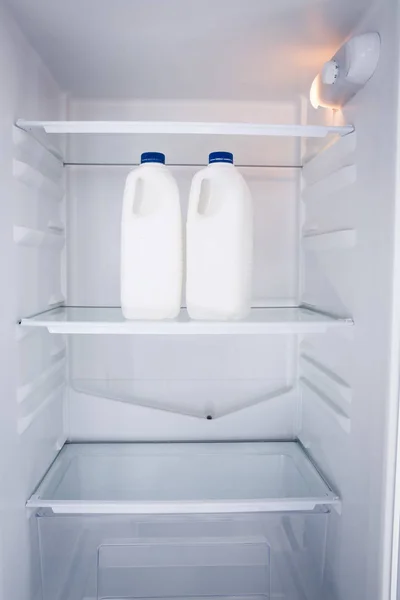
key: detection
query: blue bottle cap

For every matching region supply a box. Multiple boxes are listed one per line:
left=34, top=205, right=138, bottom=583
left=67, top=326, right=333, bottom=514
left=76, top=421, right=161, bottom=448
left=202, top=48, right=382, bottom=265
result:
left=141, top=152, right=166, bottom=164
left=209, top=151, right=234, bottom=164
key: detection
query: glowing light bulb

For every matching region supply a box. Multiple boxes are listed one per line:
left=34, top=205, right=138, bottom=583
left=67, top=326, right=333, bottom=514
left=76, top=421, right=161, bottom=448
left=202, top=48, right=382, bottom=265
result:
left=310, top=75, right=321, bottom=110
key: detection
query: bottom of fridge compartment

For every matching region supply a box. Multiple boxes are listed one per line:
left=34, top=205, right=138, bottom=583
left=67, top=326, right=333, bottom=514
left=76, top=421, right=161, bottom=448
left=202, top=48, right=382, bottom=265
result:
left=35, top=510, right=329, bottom=600
left=26, top=441, right=339, bottom=514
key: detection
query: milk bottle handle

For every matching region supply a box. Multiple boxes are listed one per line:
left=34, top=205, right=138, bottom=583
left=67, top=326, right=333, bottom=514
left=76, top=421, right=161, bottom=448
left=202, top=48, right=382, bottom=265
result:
left=190, top=173, right=210, bottom=218
left=123, top=173, right=144, bottom=219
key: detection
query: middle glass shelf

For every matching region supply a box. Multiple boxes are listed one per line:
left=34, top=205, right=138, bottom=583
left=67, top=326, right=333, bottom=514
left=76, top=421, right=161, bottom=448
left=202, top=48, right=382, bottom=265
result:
left=27, top=441, right=339, bottom=514
left=19, top=306, right=353, bottom=335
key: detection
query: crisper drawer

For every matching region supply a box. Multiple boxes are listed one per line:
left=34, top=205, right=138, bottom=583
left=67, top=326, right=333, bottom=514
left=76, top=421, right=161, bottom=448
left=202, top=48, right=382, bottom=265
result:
left=98, top=538, right=270, bottom=600
left=35, top=510, right=329, bottom=600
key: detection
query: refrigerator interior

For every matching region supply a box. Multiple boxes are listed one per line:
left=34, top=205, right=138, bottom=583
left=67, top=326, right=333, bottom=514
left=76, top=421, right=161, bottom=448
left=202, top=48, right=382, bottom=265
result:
left=1, top=1, right=400, bottom=600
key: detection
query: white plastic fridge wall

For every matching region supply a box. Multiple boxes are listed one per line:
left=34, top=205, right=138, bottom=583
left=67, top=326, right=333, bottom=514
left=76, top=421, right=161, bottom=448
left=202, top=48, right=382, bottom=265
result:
left=299, top=2, right=400, bottom=600
left=0, top=5, right=67, bottom=600
left=3, top=3, right=400, bottom=600
left=66, top=98, right=302, bottom=438
left=35, top=510, right=329, bottom=600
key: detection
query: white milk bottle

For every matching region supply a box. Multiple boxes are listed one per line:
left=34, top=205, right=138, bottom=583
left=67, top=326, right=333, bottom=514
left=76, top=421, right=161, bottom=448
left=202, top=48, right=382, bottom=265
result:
left=186, top=151, right=253, bottom=320
left=121, top=152, right=182, bottom=319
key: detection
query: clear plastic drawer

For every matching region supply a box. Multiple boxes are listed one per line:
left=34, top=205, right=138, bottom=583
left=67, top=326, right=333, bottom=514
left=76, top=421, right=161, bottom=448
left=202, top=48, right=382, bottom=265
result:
left=35, top=510, right=328, bottom=600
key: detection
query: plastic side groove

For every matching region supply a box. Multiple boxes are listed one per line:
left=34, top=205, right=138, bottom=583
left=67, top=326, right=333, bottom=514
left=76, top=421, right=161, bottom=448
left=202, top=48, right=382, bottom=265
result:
left=47, top=220, right=65, bottom=234
left=17, top=350, right=66, bottom=404
left=14, top=122, right=64, bottom=163
left=302, top=165, right=357, bottom=204
left=302, top=132, right=357, bottom=185
left=13, top=225, right=65, bottom=249
left=300, top=354, right=352, bottom=407
left=17, top=382, right=65, bottom=435
left=300, top=377, right=351, bottom=434
left=15, top=324, right=37, bottom=342
left=302, top=229, right=357, bottom=252
left=299, top=303, right=353, bottom=323
left=18, top=370, right=65, bottom=425
left=13, top=126, right=63, bottom=182
left=48, top=294, right=66, bottom=309
left=13, top=159, right=64, bottom=201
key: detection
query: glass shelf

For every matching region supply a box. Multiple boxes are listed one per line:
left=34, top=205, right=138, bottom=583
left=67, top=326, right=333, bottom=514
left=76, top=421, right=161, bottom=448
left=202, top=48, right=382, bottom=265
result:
left=16, top=120, right=354, bottom=137
left=27, top=441, right=339, bottom=514
left=15, top=120, right=354, bottom=167
left=19, top=306, right=352, bottom=335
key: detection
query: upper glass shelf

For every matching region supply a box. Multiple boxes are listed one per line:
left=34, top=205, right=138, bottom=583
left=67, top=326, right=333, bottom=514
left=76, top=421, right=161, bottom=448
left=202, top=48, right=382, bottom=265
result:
left=15, top=120, right=354, bottom=167
left=19, top=306, right=353, bottom=335
left=27, top=441, right=339, bottom=514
